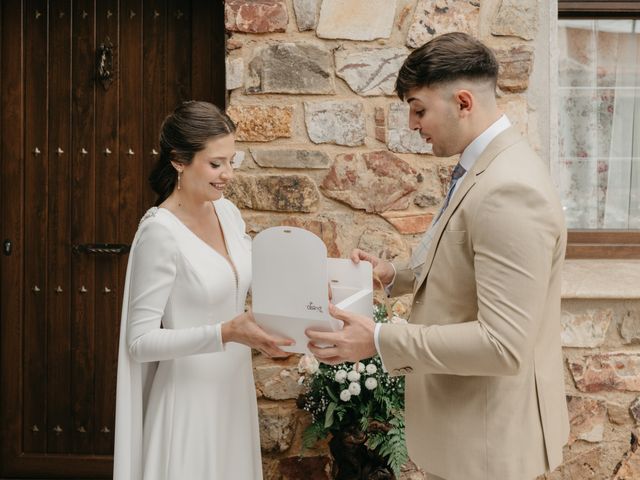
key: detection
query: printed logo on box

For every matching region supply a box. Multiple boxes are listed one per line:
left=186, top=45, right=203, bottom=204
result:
left=306, top=302, right=323, bottom=313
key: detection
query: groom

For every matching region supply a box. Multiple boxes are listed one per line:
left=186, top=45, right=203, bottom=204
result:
left=307, top=32, right=569, bottom=480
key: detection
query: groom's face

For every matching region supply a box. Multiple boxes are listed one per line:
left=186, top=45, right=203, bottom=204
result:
left=406, top=85, right=462, bottom=158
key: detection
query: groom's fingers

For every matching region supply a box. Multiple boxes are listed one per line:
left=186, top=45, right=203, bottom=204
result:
left=305, top=328, right=338, bottom=345
left=307, top=343, right=341, bottom=361
left=328, top=303, right=351, bottom=323
left=269, top=335, right=295, bottom=346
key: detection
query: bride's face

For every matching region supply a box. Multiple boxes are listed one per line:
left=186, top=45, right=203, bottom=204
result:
left=180, top=134, right=235, bottom=202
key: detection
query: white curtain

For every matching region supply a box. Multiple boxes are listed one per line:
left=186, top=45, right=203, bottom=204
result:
left=558, top=20, right=640, bottom=229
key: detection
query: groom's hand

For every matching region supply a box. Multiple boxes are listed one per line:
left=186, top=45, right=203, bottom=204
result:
left=306, top=304, right=377, bottom=364
left=350, top=248, right=395, bottom=289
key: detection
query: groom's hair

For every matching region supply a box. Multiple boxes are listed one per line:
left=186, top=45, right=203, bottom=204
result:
left=395, top=32, right=499, bottom=100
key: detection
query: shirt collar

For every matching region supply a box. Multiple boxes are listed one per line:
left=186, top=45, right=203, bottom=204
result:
left=458, top=115, right=511, bottom=172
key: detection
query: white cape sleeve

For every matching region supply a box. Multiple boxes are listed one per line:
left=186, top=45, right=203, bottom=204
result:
left=113, top=220, right=153, bottom=480
left=113, top=209, right=223, bottom=479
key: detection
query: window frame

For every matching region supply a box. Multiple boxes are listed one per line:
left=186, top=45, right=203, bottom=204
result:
left=558, top=0, right=640, bottom=258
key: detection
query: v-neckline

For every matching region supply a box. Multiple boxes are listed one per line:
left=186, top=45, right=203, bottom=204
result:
left=159, top=202, right=233, bottom=263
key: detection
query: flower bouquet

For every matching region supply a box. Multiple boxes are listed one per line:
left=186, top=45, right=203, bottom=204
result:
left=297, top=305, right=408, bottom=479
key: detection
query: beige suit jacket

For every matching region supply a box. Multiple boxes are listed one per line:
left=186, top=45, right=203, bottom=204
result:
left=380, top=127, right=569, bottom=480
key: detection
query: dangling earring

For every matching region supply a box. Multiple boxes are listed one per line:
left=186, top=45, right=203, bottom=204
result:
left=177, top=171, right=182, bottom=191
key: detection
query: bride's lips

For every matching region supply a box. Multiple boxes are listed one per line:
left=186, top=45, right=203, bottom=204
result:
left=210, top=182, right=227, bottom=191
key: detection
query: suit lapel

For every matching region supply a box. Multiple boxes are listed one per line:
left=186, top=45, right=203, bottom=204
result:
left=413, top=127, right=524, bottom=294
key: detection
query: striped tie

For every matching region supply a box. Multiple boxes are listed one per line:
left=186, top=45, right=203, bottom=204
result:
left=409, top=163, right=467, bottom=275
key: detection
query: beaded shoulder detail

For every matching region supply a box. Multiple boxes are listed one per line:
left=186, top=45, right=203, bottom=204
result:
left=139, top=206, right=159, bottom=227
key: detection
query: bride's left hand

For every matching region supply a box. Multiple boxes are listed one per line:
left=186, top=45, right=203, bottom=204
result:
left=222, top=309, right=294, bottom=357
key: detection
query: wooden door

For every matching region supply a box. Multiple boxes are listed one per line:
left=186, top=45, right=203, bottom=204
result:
left=0, top=1, right=225, bottom=477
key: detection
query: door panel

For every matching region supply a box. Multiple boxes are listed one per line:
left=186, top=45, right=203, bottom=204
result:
left=0, top=0, right=225, bottom=476
left=70, top=0, right=97, bottom=456
left=23, top=0, right=48, bottom=456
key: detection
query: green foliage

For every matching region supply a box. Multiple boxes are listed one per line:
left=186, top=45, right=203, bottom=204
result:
left=297, top=305, right=408, bottom=477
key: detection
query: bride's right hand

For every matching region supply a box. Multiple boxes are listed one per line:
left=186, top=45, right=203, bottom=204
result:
left=221, top=309, right=294, bottom=358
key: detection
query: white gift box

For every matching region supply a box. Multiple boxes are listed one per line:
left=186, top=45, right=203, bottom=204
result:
left=252, top=226, right=373, bottom=354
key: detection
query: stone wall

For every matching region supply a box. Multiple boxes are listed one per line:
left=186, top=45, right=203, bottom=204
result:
left=549, top=262, right=640, bottom=480
left=222, top=1, right=639, bottom=479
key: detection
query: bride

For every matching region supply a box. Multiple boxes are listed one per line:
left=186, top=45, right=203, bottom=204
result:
left=113, top=101, right=293, bottom=479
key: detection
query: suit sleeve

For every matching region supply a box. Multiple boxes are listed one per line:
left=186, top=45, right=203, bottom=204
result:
left=379, top=182, right=559, bottom=377
left=126, top=221, right=224, bottom=363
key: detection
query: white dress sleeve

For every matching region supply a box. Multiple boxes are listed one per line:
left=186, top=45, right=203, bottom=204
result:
left=126, top=220, right=224, bottom=363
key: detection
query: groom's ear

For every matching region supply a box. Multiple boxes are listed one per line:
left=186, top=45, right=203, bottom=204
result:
left=455, top=89, right=474, bottom=118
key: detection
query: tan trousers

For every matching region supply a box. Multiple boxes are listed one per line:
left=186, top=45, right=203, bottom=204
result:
left=427, top=475, right=446, bottom=480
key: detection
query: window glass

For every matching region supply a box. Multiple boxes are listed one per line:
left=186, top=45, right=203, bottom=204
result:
left=557, top=19, right=640, bottom=229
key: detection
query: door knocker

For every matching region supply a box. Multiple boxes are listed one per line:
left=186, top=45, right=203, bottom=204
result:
left=96, top=37, right=114, bottom=90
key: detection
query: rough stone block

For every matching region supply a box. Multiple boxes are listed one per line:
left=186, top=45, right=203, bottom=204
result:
left=225, top=174, right=320, bottom=212
left=258, top=402, right=297, bottom=452
left=247, top=43, right=334, bottom=94
left=254, top=363, right=303, bottom=400
left=613, top=435, right=640, bottom=479
left=316, top=0, right=396, bottom=41
left=335, top=47, right=408, bottom=96
left=491, top=0, right=539, bottom=41
left=569, top=353, right=640, bottom=393
left=250, top=149, right=331, bottom=169
left=550, top=447, right=602, bottom=480
left=631, top=397, right=640, bottom=423
left=293, top=0, right=320, bottom=31
left=608, top=401, right=632, bottom=425
left=414, top=193, right=440, bottom=208
left=496, top=95, right=528, bottom=136
left=322, top=151, right=418, bottom=213
left=567, top=396, right=607, bottom=445
left=226, top=57, right=244, bottom=91
left=225, top=0, right=289, bottom=33
left=495, top=44, right=534, bottom=93
left=358, top=227, right=409, bottom=262
left=304, top=101, right=366, bottom=146
left=621, top=309, right=640, bottom=344
left=406, top=0, right=480, bottom=48
left=227, top=105, right=293, bottom=142
left=561, top=306, right=612, bottom=348
left=381, top=212, right=434, bottom=235
left=388, top=103, right=432, bottom=154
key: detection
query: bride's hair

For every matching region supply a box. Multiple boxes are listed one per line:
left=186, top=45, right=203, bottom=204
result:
left=149, top=101, right=236, bottom=206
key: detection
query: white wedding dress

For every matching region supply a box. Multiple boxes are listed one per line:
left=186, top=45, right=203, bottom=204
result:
left=113, top=198, right=262, bottom=480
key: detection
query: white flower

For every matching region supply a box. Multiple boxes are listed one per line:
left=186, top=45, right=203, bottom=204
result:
left=355, top=362, right=365, bottom=373
left=347, top=370, right=361, bottom=382
left=297, top=354, right=319, bottom=374
left=334, top=369, right=348, bottom=383
left=365, top=377, right=378, bottom=390
left=340, top=389, right=352, bottom=402
left=298, top=376, right=305, bottom=385
left=365, top=363, right=377, bottom=375
left=348, top=382, right=361, bottom=396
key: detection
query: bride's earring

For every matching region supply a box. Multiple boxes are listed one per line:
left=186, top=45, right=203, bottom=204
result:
left=177, top=171, right=182, bottom=191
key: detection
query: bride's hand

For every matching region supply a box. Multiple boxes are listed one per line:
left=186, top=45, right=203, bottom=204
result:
left=221, top=309, right=294, bottom=358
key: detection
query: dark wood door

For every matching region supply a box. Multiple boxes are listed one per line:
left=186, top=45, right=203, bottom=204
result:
left=0, top=1, right=225, bottom=477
